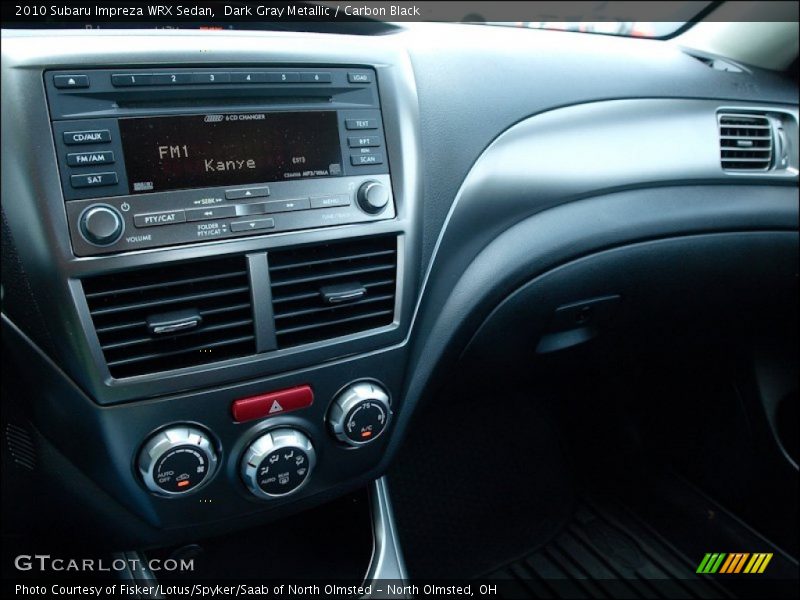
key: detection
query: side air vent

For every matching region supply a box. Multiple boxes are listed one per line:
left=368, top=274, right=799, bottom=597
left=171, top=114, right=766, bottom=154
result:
left=719, top=113, right=773, bottom=171
left=83, top=255, right=255, bottom=378
left=269, top=236, right=397, bottom=348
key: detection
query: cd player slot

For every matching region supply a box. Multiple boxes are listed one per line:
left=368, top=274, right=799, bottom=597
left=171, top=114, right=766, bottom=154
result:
left=116, top=96, right=332, bottom=110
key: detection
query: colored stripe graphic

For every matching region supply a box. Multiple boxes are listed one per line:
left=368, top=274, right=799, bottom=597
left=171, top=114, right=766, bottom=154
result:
left=697, top=553, right=727, bottom=573
left=720, top=553, right=738, bottom=573
left=733, top=553, right=750, bottom=573
left=757, top=553, right=773, bottom=574
left=698, top=552, right=774, bottom=574
left=719, top=554, right=736, bottom=573
left=697, top=554, right=713, bottom=573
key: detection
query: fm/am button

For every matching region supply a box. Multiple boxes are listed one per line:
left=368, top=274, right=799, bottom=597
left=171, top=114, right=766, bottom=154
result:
left=67, top=151, right=114, bottom=167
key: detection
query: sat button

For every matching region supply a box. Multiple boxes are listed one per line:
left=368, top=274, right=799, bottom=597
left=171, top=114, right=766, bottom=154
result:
left=70, top=172, right=118, bottom=188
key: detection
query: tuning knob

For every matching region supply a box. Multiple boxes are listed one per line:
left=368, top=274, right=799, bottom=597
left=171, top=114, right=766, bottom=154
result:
left=79, top=204, right=123, bottom=246
left=356, top=181, right=390, bottom=214
left=328, top=381, right=392, bottom=447
left=240, top=428, right=316, bottom=499
left=137, top=426, right=218, bottom=496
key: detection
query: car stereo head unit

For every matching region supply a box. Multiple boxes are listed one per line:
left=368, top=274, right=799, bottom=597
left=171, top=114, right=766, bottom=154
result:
left=45, top=67, right=394, bottom=256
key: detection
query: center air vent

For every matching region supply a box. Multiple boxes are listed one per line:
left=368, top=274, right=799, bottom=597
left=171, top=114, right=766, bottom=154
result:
left=269, top=236, right=397, bottom=348
left=719, top=113, right=773, bottom=171
left=83, top=255, right=255, bottom=378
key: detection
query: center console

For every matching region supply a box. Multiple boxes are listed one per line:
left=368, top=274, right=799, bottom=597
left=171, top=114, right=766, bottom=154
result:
left=1, top=30, right=421, bottom=548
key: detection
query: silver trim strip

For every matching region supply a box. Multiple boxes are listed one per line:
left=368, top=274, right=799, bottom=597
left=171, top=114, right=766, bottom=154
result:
left=364, top=477, right=408, bottom=597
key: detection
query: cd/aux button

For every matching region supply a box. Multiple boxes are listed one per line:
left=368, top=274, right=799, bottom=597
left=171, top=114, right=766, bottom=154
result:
left=63, top=130, right=111, bottom=145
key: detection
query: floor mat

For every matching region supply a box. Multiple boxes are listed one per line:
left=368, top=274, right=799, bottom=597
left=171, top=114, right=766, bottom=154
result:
left=484, top=496, right=797, bottom=599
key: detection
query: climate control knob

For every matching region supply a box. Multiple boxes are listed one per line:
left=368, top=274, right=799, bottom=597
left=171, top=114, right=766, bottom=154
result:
left=138, top=426, right=218, bottom=497
left=356, top=181, right=390, bottom=214
left=79, top=204, right=123, bottom=246
left=240, top=428, right=316, bottom=499
left=329, top=381, right=392, bottom=447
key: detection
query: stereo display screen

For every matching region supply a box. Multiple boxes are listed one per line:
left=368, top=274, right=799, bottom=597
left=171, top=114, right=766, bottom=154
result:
left=118, top=111, right=342, bottom=194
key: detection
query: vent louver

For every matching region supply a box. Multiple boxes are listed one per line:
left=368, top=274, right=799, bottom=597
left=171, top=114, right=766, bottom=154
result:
left=269, top=236, right=397, bottom=348
left=719, top=113, right=773, bottom=171
left=83, top=255, right=255, bottom=378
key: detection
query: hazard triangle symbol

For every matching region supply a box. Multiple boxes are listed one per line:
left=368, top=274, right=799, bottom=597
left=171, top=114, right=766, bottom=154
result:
left=269, top=400, right=283, bottom=414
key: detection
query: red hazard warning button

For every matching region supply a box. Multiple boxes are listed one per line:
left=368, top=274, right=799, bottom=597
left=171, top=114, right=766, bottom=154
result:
left=231, top=385, right=314, bottom=423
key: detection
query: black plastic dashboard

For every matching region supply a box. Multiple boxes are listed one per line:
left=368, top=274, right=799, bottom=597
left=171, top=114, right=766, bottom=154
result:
left=1, top=24, right=798, bottom=548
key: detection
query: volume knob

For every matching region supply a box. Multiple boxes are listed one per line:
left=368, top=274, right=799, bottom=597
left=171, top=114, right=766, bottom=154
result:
left=356, top=181, right=390, bottom=214
left=79, top=204, right=123, bottom=246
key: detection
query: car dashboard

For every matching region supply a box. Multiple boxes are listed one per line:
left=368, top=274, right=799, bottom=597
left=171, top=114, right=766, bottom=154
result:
left=1, top=22, right=798, bottom=579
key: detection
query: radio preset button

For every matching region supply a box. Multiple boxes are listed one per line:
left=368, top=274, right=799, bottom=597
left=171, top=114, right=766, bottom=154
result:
left=348, top=136, right=381, bottom=148
left=310, top=195, right=351, bottom=209
left=350, top=152, right=384, bottom=166
left=134, top=210, right=187, bottom=228
left=264, top=198, right=311, bottom=213
left=66, top=151, right=114, bottom=167
left=231, top=218, right=275, bottom=232
left=301, top=72, right=332, bottom=83
left=63, top=130, right=111, bottom=145
left=225, top=186, right=270, bottom=200
left=111, top=73, right=152, bottom=86
left=345, top=118, right=378, bottom=130
left=347, top=72, right=373, bottom=84
left=230, top=72, right=266, bottom=83
left=185, top=206, right=237, bottom=221
left=266, top=72, right=301, bottom=83
left=54, top=74, right=90, bottom=89
left=192, top=72, right=231, bottom=84
left=151, top=73, right=193, bottom=85
left=70, top=172, right=118, bottom=188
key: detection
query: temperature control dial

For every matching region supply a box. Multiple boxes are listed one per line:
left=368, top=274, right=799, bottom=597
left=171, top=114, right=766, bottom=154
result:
left=240, top=428, right=316, bottom=499
left=138, top=426, right=218, bottom=497
left=329, top=381, right=392, bottom=447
